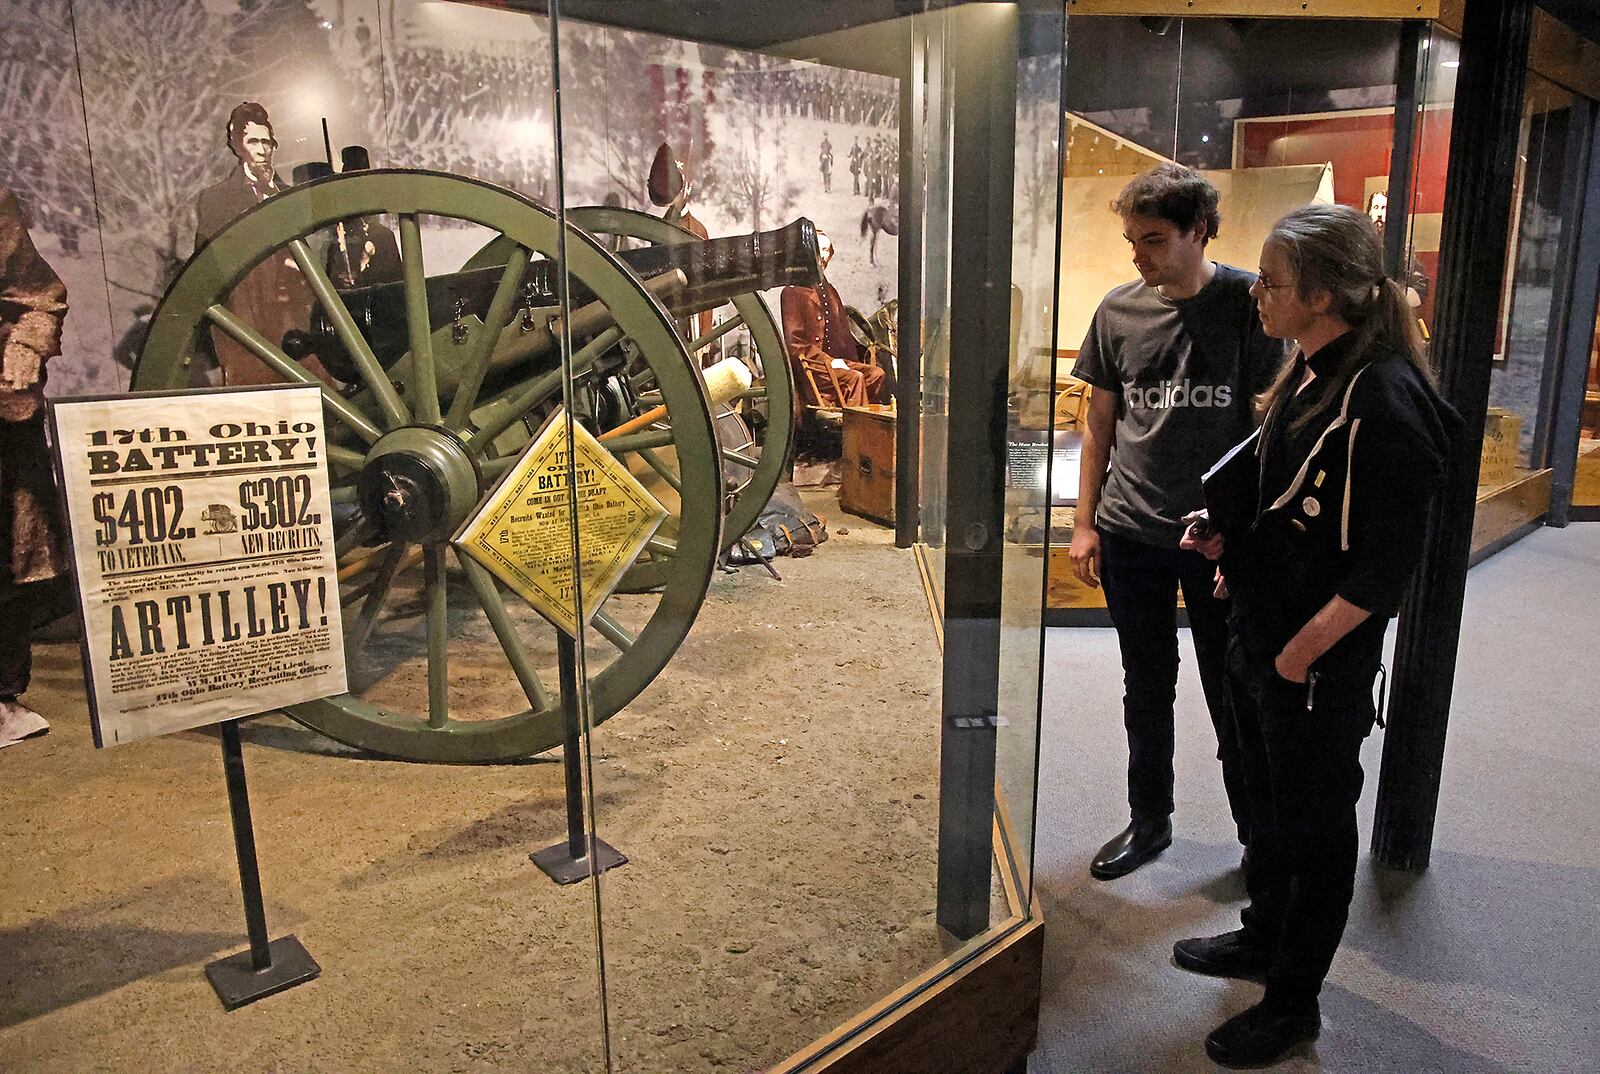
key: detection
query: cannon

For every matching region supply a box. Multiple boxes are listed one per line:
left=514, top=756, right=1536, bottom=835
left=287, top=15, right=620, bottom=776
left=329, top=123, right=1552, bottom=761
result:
left=132, top=169, right=811, bottom=762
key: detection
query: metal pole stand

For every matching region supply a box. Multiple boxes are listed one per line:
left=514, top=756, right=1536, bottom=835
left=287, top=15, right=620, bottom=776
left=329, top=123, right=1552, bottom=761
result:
left=204, top=718, right=321, bottom=1010
left=531, top=634, right=626, bottom=885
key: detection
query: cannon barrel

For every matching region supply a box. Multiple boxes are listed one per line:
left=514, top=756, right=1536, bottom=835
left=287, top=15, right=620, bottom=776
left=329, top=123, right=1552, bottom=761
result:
left=287, top=217, right=820, bottom=377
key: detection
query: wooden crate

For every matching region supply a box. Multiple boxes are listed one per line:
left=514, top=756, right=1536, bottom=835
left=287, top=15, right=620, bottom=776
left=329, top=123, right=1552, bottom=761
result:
left=840, top=404, right=896, bottom=524
left=1479, top=407, right=1522, bottom=489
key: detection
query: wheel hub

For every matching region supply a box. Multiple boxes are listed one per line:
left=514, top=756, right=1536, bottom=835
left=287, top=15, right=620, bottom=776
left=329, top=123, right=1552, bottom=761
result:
left=358, top=426, right=482, bottom=543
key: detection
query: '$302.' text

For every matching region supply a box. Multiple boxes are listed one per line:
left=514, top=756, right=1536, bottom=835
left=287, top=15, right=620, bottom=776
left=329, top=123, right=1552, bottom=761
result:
left=91, top=477, right=321, bottom=547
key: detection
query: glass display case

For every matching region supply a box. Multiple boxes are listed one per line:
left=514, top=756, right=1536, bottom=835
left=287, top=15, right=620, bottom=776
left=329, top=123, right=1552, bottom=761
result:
left=1043, top=11, right=1425, bottom=623
left=1403, top=9, right=1600, bottom=545
left=0, top=2, right=1059, bottom=1071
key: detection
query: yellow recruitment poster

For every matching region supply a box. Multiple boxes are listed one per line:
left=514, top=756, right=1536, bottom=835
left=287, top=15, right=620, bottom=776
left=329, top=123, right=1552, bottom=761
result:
left=454, top=410, right=668, bottom=637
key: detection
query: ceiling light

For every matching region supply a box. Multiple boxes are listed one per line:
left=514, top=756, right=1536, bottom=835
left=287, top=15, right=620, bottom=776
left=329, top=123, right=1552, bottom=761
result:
left=1442, top=60, right=1460, bottom=68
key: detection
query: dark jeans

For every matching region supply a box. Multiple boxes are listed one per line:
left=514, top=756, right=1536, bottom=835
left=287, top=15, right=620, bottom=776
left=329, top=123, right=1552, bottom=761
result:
left=1098, top=528, right=1249, bottom=841
left=1230, top=637, right=1376, bottom=1004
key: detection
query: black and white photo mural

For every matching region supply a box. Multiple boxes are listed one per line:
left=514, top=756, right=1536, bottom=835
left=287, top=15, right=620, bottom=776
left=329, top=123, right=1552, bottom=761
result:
left=0, top=0, right=900, bottom=397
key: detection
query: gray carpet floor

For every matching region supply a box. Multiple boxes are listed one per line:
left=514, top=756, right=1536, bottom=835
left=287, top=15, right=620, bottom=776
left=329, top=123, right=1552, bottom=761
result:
left=1030, top=523, right=1600, bottom=1074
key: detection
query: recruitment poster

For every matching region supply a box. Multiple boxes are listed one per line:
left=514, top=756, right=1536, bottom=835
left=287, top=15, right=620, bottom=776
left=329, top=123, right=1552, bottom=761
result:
left=51, top=385, right=347, bottom=746
left=455, top=410, right=668, bottom=638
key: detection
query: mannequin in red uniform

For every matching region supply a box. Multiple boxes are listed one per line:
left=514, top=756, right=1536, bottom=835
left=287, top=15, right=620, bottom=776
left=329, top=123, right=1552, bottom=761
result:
left=780, top=232, right=885, bottom=407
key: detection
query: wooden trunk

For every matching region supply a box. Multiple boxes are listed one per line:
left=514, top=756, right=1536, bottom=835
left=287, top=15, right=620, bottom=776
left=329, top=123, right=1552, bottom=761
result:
left=840, top=404, right=897, bottom=524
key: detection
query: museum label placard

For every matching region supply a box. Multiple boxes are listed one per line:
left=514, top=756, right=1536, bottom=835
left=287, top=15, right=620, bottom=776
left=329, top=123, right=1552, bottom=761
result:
left=454, top=410, right=668, bottom=637
left=51, top=385, right=347, bottom=746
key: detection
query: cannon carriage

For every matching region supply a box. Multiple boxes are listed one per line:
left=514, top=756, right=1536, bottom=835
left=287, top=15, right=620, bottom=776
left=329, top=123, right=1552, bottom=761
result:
left=132, top=168, right=813, bottom=763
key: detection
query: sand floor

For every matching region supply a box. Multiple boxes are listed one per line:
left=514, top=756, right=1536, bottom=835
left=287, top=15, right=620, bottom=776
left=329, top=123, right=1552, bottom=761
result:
left=0, top=499, right=986, bottom=1074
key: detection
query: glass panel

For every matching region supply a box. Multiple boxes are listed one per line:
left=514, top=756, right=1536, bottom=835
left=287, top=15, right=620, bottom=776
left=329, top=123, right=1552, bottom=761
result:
left=919, top=12, right=955, bottom=595
left=0, top=0, right=116, bottom=396
left=6, top=1, right=611, bottom=1068
left=9, top=1, right=1054, bottom=1070
left=1405, top=25, right=1459, bottom=348
left=546, top=4, right=976, bottom=1071
left=1487, top=72, right=1580, bottom=479
left=998, top=4, right=1066, bottom=909
left=1049, top=13, right=1403, bottom=880
left=1577, top=304, right=1600, bottom=510
left=1053, top=17, right=1402, bottom=623
left=548, top=2, right=1055, bottom=1069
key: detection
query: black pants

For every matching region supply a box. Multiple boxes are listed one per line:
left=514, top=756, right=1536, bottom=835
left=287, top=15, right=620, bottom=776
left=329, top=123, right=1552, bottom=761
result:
left=0, top=583, right=33, bottom=698
left=1098, top=528, right=1249, bottom=840
left=1230, top=637, right=1376, bottom=1005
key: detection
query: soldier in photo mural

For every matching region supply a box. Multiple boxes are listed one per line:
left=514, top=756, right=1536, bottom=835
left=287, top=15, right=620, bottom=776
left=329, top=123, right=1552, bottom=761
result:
left=193, top=101, right=326, bottom=386
left=0, top=187, right=69, bottom=747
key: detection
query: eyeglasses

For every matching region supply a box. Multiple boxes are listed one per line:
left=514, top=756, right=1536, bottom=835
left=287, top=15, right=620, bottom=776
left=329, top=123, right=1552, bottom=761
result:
left=1253, top=276, right=1292, bottom=292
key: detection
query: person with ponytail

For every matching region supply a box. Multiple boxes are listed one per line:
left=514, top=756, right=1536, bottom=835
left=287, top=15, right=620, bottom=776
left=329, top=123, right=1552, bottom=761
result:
left=1173, top=203, right=1463, bottom=1067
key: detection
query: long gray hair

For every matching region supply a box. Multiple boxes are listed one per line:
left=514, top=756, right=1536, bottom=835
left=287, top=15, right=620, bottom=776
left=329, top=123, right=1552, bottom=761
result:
left=1258, top=203, right=1429, bottom=432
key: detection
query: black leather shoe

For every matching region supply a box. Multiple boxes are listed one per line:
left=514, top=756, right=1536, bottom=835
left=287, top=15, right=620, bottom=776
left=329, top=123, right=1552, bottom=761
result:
left=1205, top=997, right=1320, bottom=1068
left=1089, top=819, right=1172, bottom=880
left=1172, top=929, right=1273, bottom=979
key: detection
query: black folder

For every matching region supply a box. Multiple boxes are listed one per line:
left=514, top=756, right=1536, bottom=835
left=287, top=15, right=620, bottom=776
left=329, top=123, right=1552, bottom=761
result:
left=1201, top=430, right=1262, bottom=540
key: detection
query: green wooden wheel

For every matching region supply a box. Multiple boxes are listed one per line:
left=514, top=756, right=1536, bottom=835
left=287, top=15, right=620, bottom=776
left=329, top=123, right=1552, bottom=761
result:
left=467, top=206, right=794, bottom=589
left=133, top=169, right=723, bottom=762
left=564, top=208, right=792, bottom=558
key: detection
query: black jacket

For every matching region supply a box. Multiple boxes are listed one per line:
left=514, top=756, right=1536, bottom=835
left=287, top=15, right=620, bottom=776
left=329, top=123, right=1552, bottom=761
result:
left=1205, top=332, right=1463, bottom=678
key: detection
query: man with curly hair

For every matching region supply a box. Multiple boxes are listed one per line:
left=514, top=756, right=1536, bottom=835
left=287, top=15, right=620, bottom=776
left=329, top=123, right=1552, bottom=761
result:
left=1070, top=164, right=1286, bottom=879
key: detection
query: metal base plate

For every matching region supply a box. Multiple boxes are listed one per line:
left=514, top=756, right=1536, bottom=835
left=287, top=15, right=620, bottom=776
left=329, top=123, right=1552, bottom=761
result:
left=531, top=836, right=627, bottom=885
left=204, top=935, right=320, bottom=1010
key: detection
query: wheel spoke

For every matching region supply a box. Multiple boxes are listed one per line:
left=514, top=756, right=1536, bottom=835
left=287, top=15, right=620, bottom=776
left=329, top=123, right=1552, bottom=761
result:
left=722, top=446, right=760, bottom=470
left=335, top=516, right=376, bottom=560
left=397, top=214, right=441, bottom=425
left=204, top=304, right=383, bottom=444
left=465, top=324, right=625, bottom=453
left=288, top=238, right=411, bottom=431
left=347, top=543, right=406, bottom=652
left=637, top=447, right=682, bottom=493
left=341, top=544, right=422, bottom=580
left=482, top=454, right=517, bottom=480
left=444, top=246, right=532, bottom=431
left=591, top=608, right=635, bottom=653
left=425, top=545, right=449, bottom=728
left=604, top=427, right=675, bottom=455
left=456, top=549, right=553, bottom=711
left=687, top=311, right=745, bottom=354
left=327, top=444, right=366, bottom=471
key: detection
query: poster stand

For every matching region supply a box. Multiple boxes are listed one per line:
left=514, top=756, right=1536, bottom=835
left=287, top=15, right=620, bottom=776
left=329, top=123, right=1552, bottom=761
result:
left=203, top=718, right=321, bottom=1009
left=530, top=634, right=627, bottom=885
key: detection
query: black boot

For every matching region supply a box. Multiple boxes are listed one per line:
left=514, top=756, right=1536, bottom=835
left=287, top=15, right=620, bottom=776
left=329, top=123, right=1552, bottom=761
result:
left=1089, top=818, right=1172, bottom=880
left=1205, top=997, right=1320, bottom=1068
left=1172, top=929, right=1273, bottom=980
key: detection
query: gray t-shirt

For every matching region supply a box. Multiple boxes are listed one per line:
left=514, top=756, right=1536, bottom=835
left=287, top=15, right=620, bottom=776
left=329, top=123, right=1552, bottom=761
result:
left=1074, top=263, right=1286, bottom=548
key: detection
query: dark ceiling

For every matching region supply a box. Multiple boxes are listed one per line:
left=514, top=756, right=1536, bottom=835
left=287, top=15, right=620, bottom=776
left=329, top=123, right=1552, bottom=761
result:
left=1539, top=0, right=1600, bottom=43
left=492, top=0, right=1600, bottom=62
left=494, top=0, right=914, bottom=50
left=1064, top=17, right=1405, bottom=115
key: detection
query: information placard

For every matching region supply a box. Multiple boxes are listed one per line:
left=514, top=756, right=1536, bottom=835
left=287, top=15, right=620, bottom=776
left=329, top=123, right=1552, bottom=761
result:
left=51, top=385, right=347, bottom=746
left=455, top=410, right=668, bottom=637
